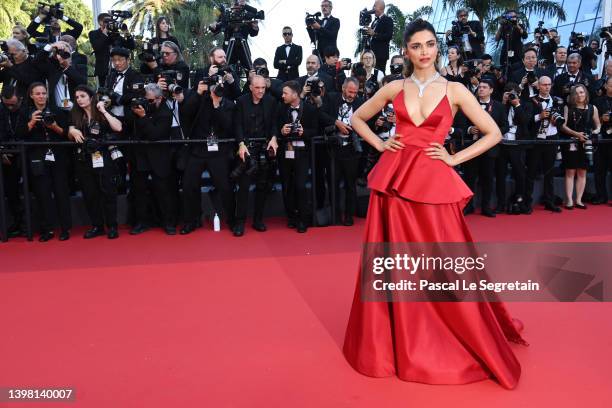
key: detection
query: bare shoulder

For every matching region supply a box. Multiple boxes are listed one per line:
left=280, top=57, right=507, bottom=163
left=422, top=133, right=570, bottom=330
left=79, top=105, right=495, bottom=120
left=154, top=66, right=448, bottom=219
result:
left=382, top=79, right=405, bottom=99
left=447, top=81, right=475, bottom=107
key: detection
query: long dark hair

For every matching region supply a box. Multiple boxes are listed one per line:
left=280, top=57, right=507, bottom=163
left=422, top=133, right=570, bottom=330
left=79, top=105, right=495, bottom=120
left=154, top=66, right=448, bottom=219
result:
left=447, top=46, right=464, bottom=70
left=155, top=16, right=171, bottom=39
left=402, top=19, right=440, bottom=77
left=70, top=85, right=105, bottom=130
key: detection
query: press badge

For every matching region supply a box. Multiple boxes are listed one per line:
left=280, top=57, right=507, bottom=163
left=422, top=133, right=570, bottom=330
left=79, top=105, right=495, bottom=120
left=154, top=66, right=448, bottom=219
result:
left=92, top=151, right=104, bottom=168
left=508, top=50, right=515, bottom=57
left=569, top=143, right=577, bottom=152
left=45, top=149, right=55, bottom=162
left=285, top=150, right=295, bottom=159
left=207, top=135, right=219, bottom=152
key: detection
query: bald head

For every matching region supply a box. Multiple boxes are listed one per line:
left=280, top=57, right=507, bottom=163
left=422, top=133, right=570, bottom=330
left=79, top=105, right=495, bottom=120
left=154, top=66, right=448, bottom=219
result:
left=306, top=54, right=321, bottom=75
left=374, top=0, right=385, bottom=15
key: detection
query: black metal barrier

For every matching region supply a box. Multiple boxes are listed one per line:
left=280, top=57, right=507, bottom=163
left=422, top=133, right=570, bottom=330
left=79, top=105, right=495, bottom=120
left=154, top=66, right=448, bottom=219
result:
left=1, top=136, right=611, bottom=242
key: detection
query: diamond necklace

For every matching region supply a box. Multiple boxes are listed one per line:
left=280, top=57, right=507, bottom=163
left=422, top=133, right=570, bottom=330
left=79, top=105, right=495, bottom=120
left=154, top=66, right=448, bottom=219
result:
left=410, top=72, right=441, bottom=97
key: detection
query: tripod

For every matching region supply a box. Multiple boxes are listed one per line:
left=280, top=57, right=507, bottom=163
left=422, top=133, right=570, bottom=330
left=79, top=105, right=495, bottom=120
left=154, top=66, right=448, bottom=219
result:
left=225, top=31, right=254, bottom=77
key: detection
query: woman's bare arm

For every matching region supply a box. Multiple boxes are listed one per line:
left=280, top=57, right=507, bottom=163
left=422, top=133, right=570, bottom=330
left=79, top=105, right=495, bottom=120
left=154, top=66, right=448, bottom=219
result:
left=445, top=82, right=502, bottom=166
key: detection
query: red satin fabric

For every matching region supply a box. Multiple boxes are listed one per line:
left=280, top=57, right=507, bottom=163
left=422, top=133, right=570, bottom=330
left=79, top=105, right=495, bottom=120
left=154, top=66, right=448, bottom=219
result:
left=343, top=88, right=527, bottom=389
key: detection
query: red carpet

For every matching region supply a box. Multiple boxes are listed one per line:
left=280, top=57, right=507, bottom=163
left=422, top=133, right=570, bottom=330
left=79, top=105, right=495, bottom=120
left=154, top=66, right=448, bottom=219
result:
left=1, top=206, right=611, bottom=407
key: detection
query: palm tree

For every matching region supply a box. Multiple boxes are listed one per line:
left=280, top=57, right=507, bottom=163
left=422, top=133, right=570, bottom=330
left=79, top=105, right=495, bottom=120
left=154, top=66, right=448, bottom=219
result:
left=0, top=0, right=39, bottom=39
left=112, top=0, right=186, bottom=36
left=441, top=0, right=566, bottom=36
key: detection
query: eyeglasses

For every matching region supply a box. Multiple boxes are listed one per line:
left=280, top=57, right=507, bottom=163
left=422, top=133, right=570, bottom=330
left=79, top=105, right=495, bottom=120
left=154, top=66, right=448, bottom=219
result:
left=283, top=32, right=293, bottom=36
left=161, top=51, right=176, bottom=56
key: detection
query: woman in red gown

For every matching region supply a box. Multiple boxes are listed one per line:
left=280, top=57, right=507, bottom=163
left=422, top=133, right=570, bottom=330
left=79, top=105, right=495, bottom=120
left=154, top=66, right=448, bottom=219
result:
left=343, top=19, right=528, bottom=390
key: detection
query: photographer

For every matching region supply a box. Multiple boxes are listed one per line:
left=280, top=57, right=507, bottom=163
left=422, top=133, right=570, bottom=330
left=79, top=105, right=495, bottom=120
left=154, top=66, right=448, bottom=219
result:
left=543, top=46, right=568, bottom=80
left=461, top=78, right=507, bottom=217
left=16, top=82, right=71, bottom=241
left=568, top=32, right=597, bottom=74
left=233, top=75, right=279, bottom=236
left=440, top=46, right=464, bottom=83
left=558, top=83, right=601, bottom=209
left=209, top=0, right=260, bottom=71
left=539, top=28, right=559, bottom=66
left=526, top=76, right=564, bottom=213
left=89, top=12, right=135, bottom=87
left=11, top=24, right=37, bottom=55
left=592, top=76, right=612, bottom=204
left=366, top=1, right=393, bottom=72
left=67, top=85, right=123, bottom=239
left=193, top=47, right=241, bottom=101
left=320, top=46, right=348, bottom=92
left=552, top=53, right=594, bottom=100
left=0, top=86, right=24, bottom=238
left=322, top=77, right=364, bottom=226
left=446, top=8, right=485, bottom=60
left=495, top=9, right=527, bottom=71
left=306, top=0, right=340, bottom=58
left=277, top=80, right=319, bottom=233
left=35, top=40, right=87, bottom=111
left=141, top=41, right=189, bottom=91
left=150, top=16, right=181, bottom=51
left=0, top=39, right=44, bottom=97
left=495, top=82, right=530, bottom=214
left=130, top=83, right=178, bottom=235
left=388, top=54, right=404, bottom=80
left=242, top=58, right=283, bottom=101
left=27, top=2, right=83, bottom=43
left=360, top=50, right=384, bottom=87
left=179, top=80, right=236, bottom=235
left=510, top=48, right=542, bottom=101
left=273, top=26, right=302, bottom=81
left=298, top=54, right=334, bottom=96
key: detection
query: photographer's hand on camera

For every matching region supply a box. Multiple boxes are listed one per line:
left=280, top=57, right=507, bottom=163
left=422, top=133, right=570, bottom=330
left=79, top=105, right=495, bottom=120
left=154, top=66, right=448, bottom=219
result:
left=196, top=81, right=209, bottom=96
left=238, top=142, right=250, bottom=161
left=335, top=119, right=351, bottom=135
left=27, top=110, right=43, bottom=131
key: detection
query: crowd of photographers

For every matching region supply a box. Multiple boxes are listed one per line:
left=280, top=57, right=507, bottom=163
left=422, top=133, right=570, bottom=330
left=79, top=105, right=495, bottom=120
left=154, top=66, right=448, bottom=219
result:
left=0, top=0, right=611, bottom=242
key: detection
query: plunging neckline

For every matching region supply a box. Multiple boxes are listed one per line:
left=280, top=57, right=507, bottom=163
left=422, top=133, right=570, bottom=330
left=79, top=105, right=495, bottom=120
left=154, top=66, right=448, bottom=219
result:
left=397, top=89, right=449, bottom=128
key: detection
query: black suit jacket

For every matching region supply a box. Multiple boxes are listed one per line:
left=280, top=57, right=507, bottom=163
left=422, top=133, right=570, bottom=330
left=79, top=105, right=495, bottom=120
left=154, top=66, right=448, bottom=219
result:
left=504, top=103, right=532, bottom=141
left=371, top=15, right=393, bottom=63
left=276, top=101, right=320, bottom=151
left=552, top=70, right=595, bottom=99
left=27, top=17, right=83, bottom=41
left=447, top=20, right=485, bottom=58
left=274, top=43, right=303, bottom=81
left=34, top=51, right=88, bottom=107
left=297, top=72, right=334, bottom=95
left=0, top=56, right=45, bottom=97
left=104, top=67, right=144, bottom=131
left=461, top=100, right=507, bottom=158
left=509, top=66, right=546, bottom=101
left=234, top=93, right=278, bottom=144
left=542, top=63, right=567, bottom=80
left=134, top=101, right=173, bottom=176
left=307, top=16, right=340, bottom=56
left=89, top=28, right=136, bottom=77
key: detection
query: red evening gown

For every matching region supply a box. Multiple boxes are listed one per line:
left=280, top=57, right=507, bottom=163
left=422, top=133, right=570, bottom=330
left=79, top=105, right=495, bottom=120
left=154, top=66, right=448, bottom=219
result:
left=343, top=83, right=528, bottom=390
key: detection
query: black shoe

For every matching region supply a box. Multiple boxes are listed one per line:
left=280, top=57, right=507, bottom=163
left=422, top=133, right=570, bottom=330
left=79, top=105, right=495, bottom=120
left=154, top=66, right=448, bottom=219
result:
left=287, top=219, right=297, bottom=229
left=564, top=204, right=574, bottom=210
left=522, top=204, right=533, bottom=214
left=544, top=203, right=562, bottom=213
left=590, top=197, right=606, bottom=205
left=164, top=226, right=177, bottom=235
left=297, top=222, right=307, bottom=233
left=481, top=209, right=496, bottom=218
left=59, top=229, right=70, bottom=241
left=343, top=215, right=354, bottom=226
left=252, top=221, right=267, bottom=232
left=233, top=223, right=245, bottom=237
left=107, top=227, right=119, bottom=239
left=7, top=222, right=22, bottom=238
left=39, top=230, right=54, bottom=242
left=493, top=206, right=505, bottom=214
left=180, top=223, right=196, bottom=235
left=575, top=203, right=587, bottom=210
left=130, top=224, right=149, bottom=235
left=84, top=226, right=105, bottom=239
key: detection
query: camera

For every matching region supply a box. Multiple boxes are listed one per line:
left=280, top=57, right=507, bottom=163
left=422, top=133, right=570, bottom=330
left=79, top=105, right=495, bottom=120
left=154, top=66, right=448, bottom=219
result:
left=130, top=97, right=148, bottom=111
left=0, top=40, right=12, bottom=64
left=569, top=31, right=586, bottom=53
left=168, top=84, right=183, bottom=94
left=97, top=87, right=117, bottom=109
left=104, top=10, right=133, bottom=39
left=526, top=71, right=537, bottom=84
left=230, top=153, right=258, bottom=181
left=501, top=13, right=517, bottom=25
left=40, top=108, right=56, bottom=125
left=534, top=21, right=548, bottom=36
left=507, top=92, right=518, bottom=102
left=306, top=77, right=322, bottom=96
left=462, top=59, right=481, bottom=77
left=289, top=122, right=301, bottom=135
left=219, top=1, right=265, bottom=30
left=305, top=11, right=322, bottom=27
left=379, top=107, right=395, bottom=133
left=50, top=46, right=71, bottom=60
left=38, top=2, right=64, bottom=20
left=84, top=137, right=102, bottom=155
left=138, top=40, right=157, bottom=63
left=364, top=78, right=379, bottom=99
left=159, top=69, right=181, bottom=84
left=255, top=66, right=269, bottom=77
left=451, top=20, right=470, bottom=35
left=359, top=8, right=375, bottom=27
left=390, top=63, right=403, bottom=76
left=202, top=74, right=222, bottom=86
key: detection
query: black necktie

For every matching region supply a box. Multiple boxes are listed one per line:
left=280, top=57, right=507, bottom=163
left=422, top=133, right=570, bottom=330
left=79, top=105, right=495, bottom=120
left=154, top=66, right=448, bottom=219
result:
left=569, top=74, right=576, bottom=79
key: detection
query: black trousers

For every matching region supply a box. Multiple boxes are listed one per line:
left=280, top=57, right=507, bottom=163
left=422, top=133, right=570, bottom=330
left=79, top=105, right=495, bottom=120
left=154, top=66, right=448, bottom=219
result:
left=333, top=146, right=359, bottom=217
left=235, top=144, right=276, bottom=224
left=182, top=153, right=234, bottom=226
left=30, top=159, right=72, bottom=232
left=76, top=158, right=119, bottom=229
left=278, top=148, right=310, bottom=224
left=526, top=144, right=557, bottom=206
left=594, top=142, right=612, bottom=201
left=132, top=170, right=178, bottom=227
left=2, top=159, right=22, bottom=223
left=495, top=145, right=526, bottom=207
left=314, top=142, right=333, bottom=209
left=375, top=58, right=387, bottom=73
left=463, top=155, right=495, bottom=211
